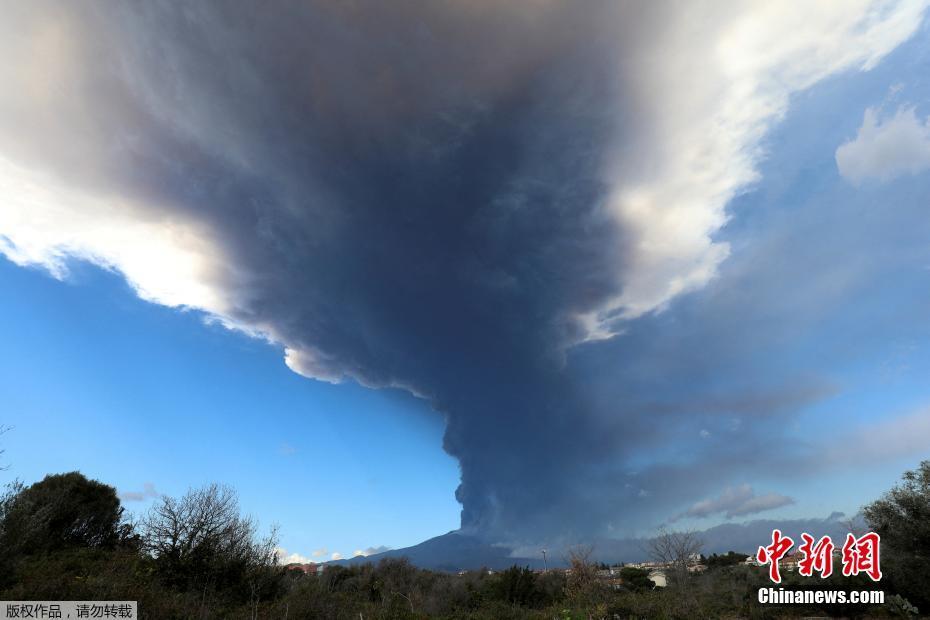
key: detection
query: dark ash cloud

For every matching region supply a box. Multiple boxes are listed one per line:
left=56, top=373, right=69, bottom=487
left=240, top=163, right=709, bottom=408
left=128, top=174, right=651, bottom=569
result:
left=0, top=1, right=927, bottom=545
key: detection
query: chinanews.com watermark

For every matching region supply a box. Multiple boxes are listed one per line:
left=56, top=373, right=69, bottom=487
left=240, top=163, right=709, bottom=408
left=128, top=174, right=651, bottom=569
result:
left=754, top=529, right=884, bottom=606
left=758, top=587, right=884, bottom=605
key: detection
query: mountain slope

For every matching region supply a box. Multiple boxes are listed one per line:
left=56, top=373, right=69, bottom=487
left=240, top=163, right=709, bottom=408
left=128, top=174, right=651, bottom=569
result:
left=330, top=513, right=858, bottom=571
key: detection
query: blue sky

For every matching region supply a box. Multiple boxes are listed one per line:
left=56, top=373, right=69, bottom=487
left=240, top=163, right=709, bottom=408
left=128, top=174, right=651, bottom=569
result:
left=3, top=1, right=930, bottom=560
left=0, top=258, right=461, bottom=560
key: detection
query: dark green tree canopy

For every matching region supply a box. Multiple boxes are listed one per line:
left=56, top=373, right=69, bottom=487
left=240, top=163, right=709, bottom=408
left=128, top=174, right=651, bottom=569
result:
left=864, top=460, right=930, bottom=552
left=0, top=471, right=127, bottom=557
left=863, top=460, right=930, bottom=611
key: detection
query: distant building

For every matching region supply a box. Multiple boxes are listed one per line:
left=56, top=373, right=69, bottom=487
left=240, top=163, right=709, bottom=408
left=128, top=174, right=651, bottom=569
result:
left=648, top=569, right=667, bottom=588
left=743, top=550, right=806, bottom=572
left=781, top=552, right=803, bottom=572
left=284, top=562, right=321, bottom=575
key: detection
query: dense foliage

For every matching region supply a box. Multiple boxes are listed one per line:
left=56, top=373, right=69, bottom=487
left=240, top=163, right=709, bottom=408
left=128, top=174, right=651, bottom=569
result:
left=863, top=459, right=930, bottom=612
left=704, top=552, right=750, bottom=570
left=0, top=472, right=132, bottom=556
left=0, top=468, right=925, bottom=618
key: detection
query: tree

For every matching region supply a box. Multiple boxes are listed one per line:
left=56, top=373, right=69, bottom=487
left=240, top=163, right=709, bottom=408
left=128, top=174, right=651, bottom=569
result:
left=0, top=472, right=129, bottom=559
left=705, top=551, right=749, bottom=569
left=492, top=565, right=541, bottom=607
left=0, top=479, right=23, bottom=525
left=618, top=566, right=654, bottom=592
left=563, top=545, right=605, bottom=606
left=0, top=478, right=25, bottom=585
left=863, top=460, right=930, bottom=610
left=370, top=558, right=422, bottom=613
left=647, top=528, right=703, bottom=587
left=141, top=483, right=279, bottom=605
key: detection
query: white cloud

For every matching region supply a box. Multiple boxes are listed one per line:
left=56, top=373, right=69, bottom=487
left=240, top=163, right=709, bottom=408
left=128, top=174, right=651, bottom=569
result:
left=118, top=482, right=159, bottom=502
left=581, top=0, right=928, bottom=337
left=726, top=493, right=796, bottom=517
left=274, top=547, right=312, bottom=565
left=282, top=544, right=391, bottom=563
left=352, top=545, right=391, bottom=557
left=283, top=347, right=343, bottom=385
left=0, top=157, right=237, bottom=317
left=677, top=484, right=794, bottom=520
left=836, top=105, right=930, bottom=184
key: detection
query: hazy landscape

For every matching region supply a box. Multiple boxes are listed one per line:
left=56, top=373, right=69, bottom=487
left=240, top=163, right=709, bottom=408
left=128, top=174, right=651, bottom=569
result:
left=3, top=1, right=930, bottom=618
left=1, top=462, right=927, bottom=617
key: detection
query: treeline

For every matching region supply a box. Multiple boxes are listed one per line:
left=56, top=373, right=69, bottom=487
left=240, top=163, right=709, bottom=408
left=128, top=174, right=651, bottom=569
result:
left=0, top=473, right=281, bottom=618
left=1, top=462, right=929, bottom=618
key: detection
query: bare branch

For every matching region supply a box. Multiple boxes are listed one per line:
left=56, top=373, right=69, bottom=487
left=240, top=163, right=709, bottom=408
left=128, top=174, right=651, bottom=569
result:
left=647, top=528, right=703, bottom=588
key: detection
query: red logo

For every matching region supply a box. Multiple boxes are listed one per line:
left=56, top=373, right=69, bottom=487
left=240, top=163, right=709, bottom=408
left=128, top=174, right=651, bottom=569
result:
left=757, top=530, right=881, bottom=583
left=841, top=532, right=882, bottom=581
left=757, top=529, right=794, bottom=583
left=798, top=533, right=834, bottom=578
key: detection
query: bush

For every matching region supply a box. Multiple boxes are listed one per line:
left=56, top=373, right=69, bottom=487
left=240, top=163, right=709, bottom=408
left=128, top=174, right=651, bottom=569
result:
left=0, top=472, right=134, bottom=590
